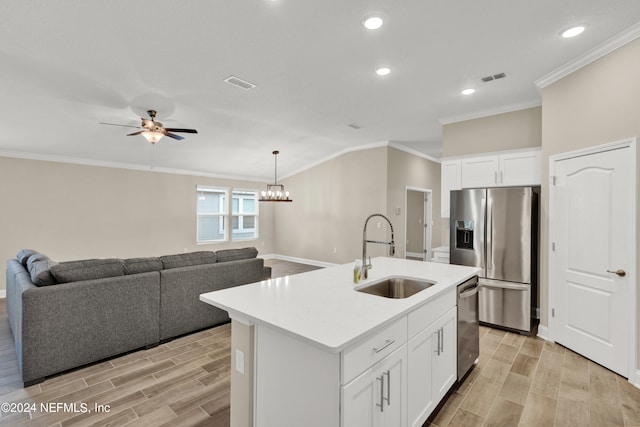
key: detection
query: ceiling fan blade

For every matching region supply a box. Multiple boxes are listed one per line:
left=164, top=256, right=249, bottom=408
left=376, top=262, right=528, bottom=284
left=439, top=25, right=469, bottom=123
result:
left=127, top=131, right=144, bottom=136
left=99, top=122, right=141, bottom=129
left=164, top=128, right=198, bottom=134
left=165, top=132, right=185, bottom=141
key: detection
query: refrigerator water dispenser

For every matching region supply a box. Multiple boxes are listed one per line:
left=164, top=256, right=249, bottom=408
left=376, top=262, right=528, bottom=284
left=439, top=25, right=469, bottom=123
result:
left=455, top=220, right=475, bottom=250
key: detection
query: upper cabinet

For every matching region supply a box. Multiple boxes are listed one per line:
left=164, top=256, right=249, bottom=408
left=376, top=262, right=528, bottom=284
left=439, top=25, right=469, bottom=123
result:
left=460, top=150, right=541, bottom=188
left=440, top=160, right=461, bottom=217
left=441, top=149, right=541, bottom=217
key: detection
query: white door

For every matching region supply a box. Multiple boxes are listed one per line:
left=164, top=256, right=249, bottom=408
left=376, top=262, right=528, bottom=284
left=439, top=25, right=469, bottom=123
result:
left=551, top=144, right=635, bottom=377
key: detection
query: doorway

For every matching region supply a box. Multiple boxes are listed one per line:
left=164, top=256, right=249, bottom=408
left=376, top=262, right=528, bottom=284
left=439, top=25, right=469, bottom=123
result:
left=405, top=187, right=432, bottom=261
left=549, top=138, right=636, bottom=379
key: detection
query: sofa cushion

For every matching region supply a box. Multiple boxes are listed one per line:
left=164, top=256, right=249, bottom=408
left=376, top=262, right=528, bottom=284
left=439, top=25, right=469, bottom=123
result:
left=50, top=259, right=125, bottom=284
left=216, top=247, right=258, bottom=263
left=17, top=249, right=39, bottom=266
left=160, top=251, right=217, bottom=269
left=123, top=257, right=163, bottom=275
left=26, top=254, right=58, bottom=287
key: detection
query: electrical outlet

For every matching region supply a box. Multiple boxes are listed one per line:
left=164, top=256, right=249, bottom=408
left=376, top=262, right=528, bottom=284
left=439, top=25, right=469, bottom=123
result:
left=333, top=247, right=337, bottom=254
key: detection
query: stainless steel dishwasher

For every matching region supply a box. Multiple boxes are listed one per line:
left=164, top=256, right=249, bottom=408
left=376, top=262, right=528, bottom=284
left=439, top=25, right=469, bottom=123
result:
left=457, top=276, right=479, bottom=380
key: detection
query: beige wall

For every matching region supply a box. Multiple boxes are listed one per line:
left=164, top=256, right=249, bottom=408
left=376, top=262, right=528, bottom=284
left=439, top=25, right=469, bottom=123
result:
left=540, top=38, right=640, bottom=367
left=442, top=107, right=542, bottom=157
left=274, top=147, right=389, bottom=263
left=0, top=156, right=275, bottom=291
left=406, top=190, right=424, bottom=254
left=386, top=147, right=442, bottom=259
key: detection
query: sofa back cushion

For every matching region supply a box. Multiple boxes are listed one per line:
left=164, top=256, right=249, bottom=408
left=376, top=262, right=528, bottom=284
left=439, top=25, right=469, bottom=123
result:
left=216, top=247, right=258, bottom=263
left=17, top=249, right=39, bottom=266
left=124, top=257, right=163, bottom=275
left=26, top=253, right=58, bottom=286
left=160, top=251, right=217, bottom=270
left=50, top=258, right=125, bottom=284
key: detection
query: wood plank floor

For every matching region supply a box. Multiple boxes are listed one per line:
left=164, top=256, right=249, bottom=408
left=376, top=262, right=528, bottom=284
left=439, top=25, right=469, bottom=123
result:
left=1, top=259, right=638, bottom=426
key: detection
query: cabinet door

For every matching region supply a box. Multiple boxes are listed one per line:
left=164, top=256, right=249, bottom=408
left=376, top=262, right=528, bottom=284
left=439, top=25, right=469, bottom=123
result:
left=432, top=308, right=457, bottom=401
left=407, top=323, right=437, bottom=427
left=342, top=345, right=407, bottom=427
left=342, top=367, right=377, bottom=427
left=441, top=160, right=461, bottom=217
left=499, top=150, right=541, bottom=186
left=379, top=345, right=407, bottom=427
left=461, top=156, right=499, bottom=188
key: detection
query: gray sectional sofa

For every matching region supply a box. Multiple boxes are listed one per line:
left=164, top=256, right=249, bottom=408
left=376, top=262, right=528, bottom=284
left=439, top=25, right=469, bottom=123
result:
left=6, top=247, right=271, bottom=386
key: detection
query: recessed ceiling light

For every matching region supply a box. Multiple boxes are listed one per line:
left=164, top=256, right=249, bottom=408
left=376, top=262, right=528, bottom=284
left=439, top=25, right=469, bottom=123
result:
left=561, top=26, right=585, bottom=38
left=376, top=67, right=391, bottom=76
left=461, top=88, right=475, bottom=95
left=363, top=16, right=384, bottom=30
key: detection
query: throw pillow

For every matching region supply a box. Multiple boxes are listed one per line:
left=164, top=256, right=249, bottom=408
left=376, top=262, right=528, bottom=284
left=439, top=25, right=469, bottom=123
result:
left=26, top=254, right=58, bottom=286
left=17, top=249, right=38, bottom=266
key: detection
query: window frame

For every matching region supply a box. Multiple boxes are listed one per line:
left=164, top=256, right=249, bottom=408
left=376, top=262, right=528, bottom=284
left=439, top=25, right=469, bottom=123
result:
left=231, top=188, right=259, bottom=241
left=196, top=186, right=230, bottom=244
left=196, top=186, right=260, bottom=244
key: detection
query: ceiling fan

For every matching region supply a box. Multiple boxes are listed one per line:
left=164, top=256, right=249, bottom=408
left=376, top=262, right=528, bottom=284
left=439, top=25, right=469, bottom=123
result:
left=100, top=109, right=198, bottom=144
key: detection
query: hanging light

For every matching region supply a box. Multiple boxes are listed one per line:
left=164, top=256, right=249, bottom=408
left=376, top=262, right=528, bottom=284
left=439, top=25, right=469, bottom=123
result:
left=141, top=130, right=164, bottom=144
left=259, top=150, right=292, bottom=202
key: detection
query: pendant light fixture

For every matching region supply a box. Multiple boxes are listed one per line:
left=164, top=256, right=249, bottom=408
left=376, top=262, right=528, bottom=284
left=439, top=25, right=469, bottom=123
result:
left=259, top=150, right=292, bottom=202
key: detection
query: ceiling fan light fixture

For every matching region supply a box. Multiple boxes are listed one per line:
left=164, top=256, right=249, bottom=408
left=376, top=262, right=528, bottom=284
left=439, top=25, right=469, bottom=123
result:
left=141, top=130, right=164, bottom=144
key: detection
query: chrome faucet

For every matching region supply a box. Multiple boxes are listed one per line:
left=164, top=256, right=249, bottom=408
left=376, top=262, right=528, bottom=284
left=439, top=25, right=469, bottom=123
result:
left=362, top=213, right=395, bottom=279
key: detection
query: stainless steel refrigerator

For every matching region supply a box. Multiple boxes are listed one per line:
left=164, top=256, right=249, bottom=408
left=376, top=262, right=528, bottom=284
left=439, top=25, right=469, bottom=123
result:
left=449, top=187, right=538, bottom=333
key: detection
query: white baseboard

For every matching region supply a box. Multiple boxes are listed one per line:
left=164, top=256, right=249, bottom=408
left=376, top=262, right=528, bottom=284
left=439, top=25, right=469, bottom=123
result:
left=406, top=251, right=424, bottom=259
left=633, top=370, right=640, bottom=389
left=0, top=290, right=5, bottom=299
left=260, top=254, right=338, bottom=268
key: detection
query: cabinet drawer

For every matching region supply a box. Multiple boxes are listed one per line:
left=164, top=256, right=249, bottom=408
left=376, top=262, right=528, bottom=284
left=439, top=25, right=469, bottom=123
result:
left=408, top=289, right=455, bottom=338
left=342, top=316, right=407, bottom=384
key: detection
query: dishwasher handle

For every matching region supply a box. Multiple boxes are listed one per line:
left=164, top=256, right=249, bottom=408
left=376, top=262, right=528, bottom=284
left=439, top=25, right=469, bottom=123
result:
left=459, top=286, right=478, bottom=299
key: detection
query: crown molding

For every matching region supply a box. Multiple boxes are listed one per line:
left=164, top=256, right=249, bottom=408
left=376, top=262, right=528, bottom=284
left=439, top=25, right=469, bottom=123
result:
left=535, top=21, right=640, bottom=90
left=438, top=100, right=541, bottom=125
left=387, top=142, right=441, bottom=163
left=0, top=150, right=271, bottom=183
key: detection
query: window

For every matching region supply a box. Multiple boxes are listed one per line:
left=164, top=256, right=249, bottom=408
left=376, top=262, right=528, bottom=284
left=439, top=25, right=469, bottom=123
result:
left=196, top=186, right=228, bottom=243
left=232, top=190, right=259, bottom=240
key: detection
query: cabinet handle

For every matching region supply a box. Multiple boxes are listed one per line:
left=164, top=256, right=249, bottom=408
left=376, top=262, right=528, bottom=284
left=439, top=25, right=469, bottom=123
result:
left=373, top=339, right=395, bottom=353
left=435, top=329, right=441, bottom=355
left=500, top=170, right=503, bottom=184
left=494, top=171, right=497, bottom=184
left=439, top=327, right=444, bottom=353
left=376, top=375, right=384, bottom=412
left=383, top=370, right=391, bottom=406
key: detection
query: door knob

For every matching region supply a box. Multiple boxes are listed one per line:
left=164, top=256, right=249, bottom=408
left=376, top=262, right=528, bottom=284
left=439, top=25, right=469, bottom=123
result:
left=607, top=269, right=626, bottom=277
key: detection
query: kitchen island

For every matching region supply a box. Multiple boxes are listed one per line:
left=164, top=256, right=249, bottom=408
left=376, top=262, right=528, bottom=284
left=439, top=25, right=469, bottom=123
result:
left=200, top=257, right=480, bottom=427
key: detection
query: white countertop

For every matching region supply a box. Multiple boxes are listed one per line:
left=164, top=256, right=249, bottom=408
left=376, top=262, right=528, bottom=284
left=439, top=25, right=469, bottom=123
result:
left=200, top=257, right=480, bottom=353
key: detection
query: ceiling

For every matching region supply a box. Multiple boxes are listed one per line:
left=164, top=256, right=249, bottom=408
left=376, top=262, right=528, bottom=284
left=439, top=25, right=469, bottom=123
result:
left=1, top=1, right=639, bottom=182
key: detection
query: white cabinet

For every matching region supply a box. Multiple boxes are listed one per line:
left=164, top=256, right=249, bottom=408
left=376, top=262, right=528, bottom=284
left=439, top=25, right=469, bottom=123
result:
left=407, top=307, right=457, bottom=427
left=499, top=150, right=541, bottom=186
left=460, top=150, right=541, bottom=189
left=441, top=160, right=461, bottom=217
left=342, top=345, right=407, bottom=427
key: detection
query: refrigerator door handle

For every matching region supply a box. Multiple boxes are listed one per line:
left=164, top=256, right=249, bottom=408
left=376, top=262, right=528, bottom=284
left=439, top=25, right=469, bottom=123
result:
left=479, top=278, right=529, bottom=291
left=486, top=196, right=493, bottom=277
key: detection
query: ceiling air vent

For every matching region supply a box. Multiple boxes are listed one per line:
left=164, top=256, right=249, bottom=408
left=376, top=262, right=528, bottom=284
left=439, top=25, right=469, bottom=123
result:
left=224, top=75, right=256, bottom=90
left=481, top=72, right=506, bottom=83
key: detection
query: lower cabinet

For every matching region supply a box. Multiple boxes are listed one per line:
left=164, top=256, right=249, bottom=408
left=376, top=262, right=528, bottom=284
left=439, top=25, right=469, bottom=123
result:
left=342, top=345, right=407, bottom=427
left=407, top=307, right=457, bottom=427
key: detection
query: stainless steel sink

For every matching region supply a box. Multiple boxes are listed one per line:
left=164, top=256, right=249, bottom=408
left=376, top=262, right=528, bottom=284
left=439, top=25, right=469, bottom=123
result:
left=356, top=277, right=435, bottom=299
